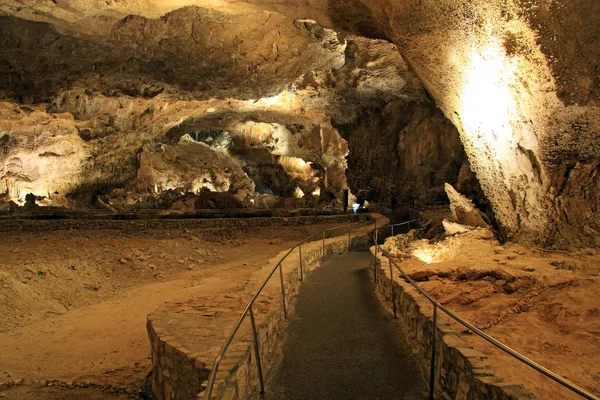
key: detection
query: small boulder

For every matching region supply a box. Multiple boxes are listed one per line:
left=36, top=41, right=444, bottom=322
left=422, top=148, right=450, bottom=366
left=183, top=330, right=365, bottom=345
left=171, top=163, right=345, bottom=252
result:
left=409, top=270, right=437, bottom=281
left=442, top=219, right=471, bottom=235
left=444, top=183, right=489, bottom=228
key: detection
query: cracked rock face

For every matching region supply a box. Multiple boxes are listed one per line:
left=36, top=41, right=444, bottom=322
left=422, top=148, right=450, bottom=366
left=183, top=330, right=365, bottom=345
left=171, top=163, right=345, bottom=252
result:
left=1, top=0, right=598, bottom=248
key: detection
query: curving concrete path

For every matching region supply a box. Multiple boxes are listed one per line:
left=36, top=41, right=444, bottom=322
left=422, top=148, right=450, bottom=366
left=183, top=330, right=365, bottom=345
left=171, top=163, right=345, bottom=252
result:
left=265, top=251, right=428, bottom=400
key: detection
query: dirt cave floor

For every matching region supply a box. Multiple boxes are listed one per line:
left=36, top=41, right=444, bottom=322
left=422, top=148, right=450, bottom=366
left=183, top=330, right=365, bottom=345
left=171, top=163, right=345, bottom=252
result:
left=0, top=222, right=341, bottom=400
left=383, top=216, right=600, bottom=400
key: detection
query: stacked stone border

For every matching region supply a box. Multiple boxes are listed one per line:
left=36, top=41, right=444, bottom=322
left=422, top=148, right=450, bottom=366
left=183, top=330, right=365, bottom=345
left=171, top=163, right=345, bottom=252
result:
left=370, top=248, right=537, bottom=400
left=147, top=218, right=375, bottom=400
left=0, top=214, right=355, bottom=233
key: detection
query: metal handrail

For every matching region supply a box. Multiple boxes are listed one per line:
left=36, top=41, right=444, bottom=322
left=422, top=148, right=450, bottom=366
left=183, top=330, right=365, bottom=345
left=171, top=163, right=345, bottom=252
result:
left=0, top=206, right=350, bottom=220
left=203, top=215, right=383, bottom=399
left=371, top=223, right=599, bottom=400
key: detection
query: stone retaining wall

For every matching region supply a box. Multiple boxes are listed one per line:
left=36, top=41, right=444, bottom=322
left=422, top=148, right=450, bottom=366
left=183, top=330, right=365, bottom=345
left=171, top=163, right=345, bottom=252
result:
left=147, top=317, right=210, bottom=400
left=0, top=214, right=356, bottom=233
left=147, top=219, right=375, bottom=400
left=370, top=249, right=537, bottom=400
left=210, top=233, right=372, bottom=400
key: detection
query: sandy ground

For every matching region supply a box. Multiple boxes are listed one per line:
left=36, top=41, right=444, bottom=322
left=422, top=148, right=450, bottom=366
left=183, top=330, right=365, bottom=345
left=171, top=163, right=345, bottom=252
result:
left=383, top=219, right=600, bottom=400
left=0, top=223, right=338, bottom=399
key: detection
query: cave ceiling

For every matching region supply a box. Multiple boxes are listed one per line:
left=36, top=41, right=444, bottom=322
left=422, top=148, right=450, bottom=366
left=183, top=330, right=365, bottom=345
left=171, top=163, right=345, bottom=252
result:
left=1, top=0, right=599, bottom=248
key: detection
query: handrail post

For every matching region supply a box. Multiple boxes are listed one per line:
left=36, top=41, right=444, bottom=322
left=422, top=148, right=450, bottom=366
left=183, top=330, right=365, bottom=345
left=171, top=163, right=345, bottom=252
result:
left=429, top=303, right=437, bottom=400
left=278, top=263, right=287, bottom=319
left=374, top=228, right=379, bottom=282
left=322, top=231, right=325, bottom=261
left=373, top=246, right=378, bottom=284
left=389, top=259, right=396, bottom=319
left=298, top=245, right=303, bottom=282
left=249, top=305, right=265, bottom=394
left=347, top=224, right=351, bottom=250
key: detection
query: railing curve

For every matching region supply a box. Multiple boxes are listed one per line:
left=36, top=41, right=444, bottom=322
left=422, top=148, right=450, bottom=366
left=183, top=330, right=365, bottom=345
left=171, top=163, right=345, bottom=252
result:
left=203, top=215, right=385, bottom=399
left=371, top=222, right=599, bottom=400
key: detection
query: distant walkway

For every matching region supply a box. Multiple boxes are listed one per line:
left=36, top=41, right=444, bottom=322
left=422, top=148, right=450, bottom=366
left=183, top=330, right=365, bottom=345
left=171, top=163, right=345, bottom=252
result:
left=265, top=252, right=428, bottom=400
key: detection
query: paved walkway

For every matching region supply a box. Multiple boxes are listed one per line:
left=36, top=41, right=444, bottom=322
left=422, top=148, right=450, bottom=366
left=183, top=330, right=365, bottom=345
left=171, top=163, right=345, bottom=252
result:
left=265, top=251, right=428, bottom=400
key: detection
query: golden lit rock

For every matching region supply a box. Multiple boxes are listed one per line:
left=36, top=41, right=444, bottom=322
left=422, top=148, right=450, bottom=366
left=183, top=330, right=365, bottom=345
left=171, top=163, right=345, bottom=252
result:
left=0, top=0, right=598, bottom=247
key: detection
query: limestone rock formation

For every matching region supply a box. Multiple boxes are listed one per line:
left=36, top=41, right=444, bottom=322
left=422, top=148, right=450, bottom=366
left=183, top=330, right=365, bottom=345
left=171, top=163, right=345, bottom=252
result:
left=0, top=5, right=464, bottom=213
left=330, top=0, right=600, bottom=247
left=226, top=0, right=599, bottom=247
left=442, top=219, right=471, bottom=236
left=445, top=183, right=489, bottom=228
left=0, top=0, right=599, bottom=249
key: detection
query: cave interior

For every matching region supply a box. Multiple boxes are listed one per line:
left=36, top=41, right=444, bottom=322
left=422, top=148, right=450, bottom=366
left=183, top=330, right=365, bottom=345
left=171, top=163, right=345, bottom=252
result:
left=0, top=0, right=599, bottom=249
left=0, top=0, right=599, bottom=398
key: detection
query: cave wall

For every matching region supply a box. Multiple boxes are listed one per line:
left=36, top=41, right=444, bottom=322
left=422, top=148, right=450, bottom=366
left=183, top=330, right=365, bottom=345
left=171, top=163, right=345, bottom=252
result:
left=2, top=0, right=599, bottom=248
left=307, top=0, right=599, bottom=247
left=8, top=0, right=599, bottom=248
left=0, top=9, right=345, bottom=102
left=542, top=107, right=600, bottom=248
left=0, top=104, right=87, bottom=206
left=380, top=0, right=600, bottom=247
left=209, top=0, right=599, bottom=246
left=0, top=6, right=465, bottom=212
left=320, top=36, right=465, bottom=206
left=0, top=8, right=347, bottom=208
left=397, top=104, right=466, bottom=203
left=340, top=101, right=465, bottom=205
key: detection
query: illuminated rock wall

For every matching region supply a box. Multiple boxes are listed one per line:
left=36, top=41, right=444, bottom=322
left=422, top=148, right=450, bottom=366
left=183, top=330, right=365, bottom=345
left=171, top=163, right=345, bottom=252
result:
left=3, top=0, right=596, bottom=247
left=383, top=0, right=598, bottom=247
left=0, top=5, right=468, bottom=213
left=0, top=6, right=461, bottom=211
left=226, top=0, right=599, bottom=246
left=356, top=1, right=554, bottom=241
left=312, top=0, right=599, bottom=246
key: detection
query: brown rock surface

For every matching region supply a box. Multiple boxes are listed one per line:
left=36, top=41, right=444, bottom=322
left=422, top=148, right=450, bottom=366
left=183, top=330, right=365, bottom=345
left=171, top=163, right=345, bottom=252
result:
left=0, top=221, right=341, bottom=399
left=385, top=230, right=600, bottom=400
left=0, top=6, right=466, bottom=212
left=445, top=182, right=489, bottom=228
left=442, top=219, right=471, bottom=236
left=0, top=1, right=599, bottom=396
left=1, top=0, right=600, bottom=249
